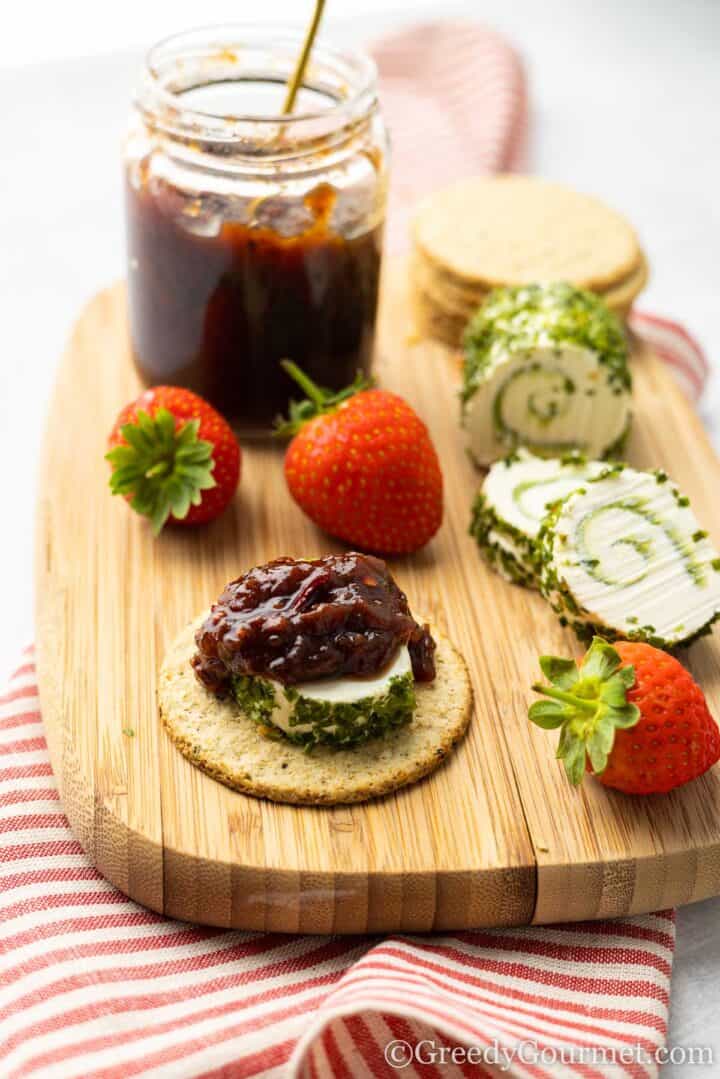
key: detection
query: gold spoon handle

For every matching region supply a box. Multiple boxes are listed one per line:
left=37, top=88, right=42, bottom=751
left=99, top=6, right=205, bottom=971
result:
left=282, top=0, right=327, bottom=114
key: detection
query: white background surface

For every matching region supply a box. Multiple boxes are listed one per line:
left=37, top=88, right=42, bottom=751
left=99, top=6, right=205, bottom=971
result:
left=1, top=1, right=718, bottom=1070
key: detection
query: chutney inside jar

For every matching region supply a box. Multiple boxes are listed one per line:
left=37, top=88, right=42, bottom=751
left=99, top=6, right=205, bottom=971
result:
left=124, top=33, right=389, bottom=430
left=125, top=179, right=382, bottom=427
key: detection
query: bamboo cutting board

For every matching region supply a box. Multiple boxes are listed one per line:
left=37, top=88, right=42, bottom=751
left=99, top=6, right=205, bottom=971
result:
left=35, top=267, right=720, bottom=932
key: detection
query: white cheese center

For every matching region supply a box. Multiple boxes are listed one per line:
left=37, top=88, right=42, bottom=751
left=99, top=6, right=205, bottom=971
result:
left=268, top=646, right=413, bottom=736
left=554, top=470, right=720, bottom=642
left=466, top=345, right=630, bottom=465
left=483, top=452, right=606, bottom=539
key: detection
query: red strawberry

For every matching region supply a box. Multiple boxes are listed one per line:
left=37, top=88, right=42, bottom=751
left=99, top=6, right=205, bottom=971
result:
left=107, top=386, right=241, bottom=534
left=529, top=636, right=720, bottom=794
left=277, top=363, right=443, bottom=554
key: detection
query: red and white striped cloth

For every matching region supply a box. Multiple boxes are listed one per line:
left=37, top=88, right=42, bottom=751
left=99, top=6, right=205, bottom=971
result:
left=374, top=21, right=528, bottom=251
left=1, top=20, right=712, bottom=1079
left=628, top=312, right=709, bottom=403
left=0, top=653, right=678, bottom=1077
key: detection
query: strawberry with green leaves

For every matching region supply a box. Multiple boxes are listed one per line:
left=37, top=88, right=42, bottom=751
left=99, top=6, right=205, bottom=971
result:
left=277, top=363, right=443, bottom=555
left=107, top=386, right=241, bottom=534
left=529, top=637, right=720, bottom=794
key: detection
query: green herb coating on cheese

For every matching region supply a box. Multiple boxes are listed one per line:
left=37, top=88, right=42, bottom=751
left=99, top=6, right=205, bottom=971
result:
left=232, top=671, right=416, bottom=749
left=231, top=676, right=278, bottom=727
left=469, top=492, right=539, bottom=588
left=537, top=466, right=720, bottom=649
left=462, top=282, right=631, bottom=408
left=469, top=451, right=617, bottom=590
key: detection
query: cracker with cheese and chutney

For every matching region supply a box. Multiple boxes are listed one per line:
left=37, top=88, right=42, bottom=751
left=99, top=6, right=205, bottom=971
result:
left=160, top=553, right=472, bottom=805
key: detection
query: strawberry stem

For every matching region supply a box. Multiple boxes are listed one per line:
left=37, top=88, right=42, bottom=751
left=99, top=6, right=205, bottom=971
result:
left=528, top=637, right=641, bottom=786
left=531, top=683, right=598, bottom=712
left=281, top=361, right=327, bottom=410
left=145, top=460, right=171, bottom=479
left=274, top=361, right=374, bottom=438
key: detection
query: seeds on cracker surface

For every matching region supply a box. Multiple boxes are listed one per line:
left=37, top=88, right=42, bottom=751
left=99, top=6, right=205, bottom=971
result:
left=412, top=175, right=643, bottom=292
left=538, top=466, right=720, bottom=648
left=461, top=283, right=632, bottom=465
left=470, top=450, right=607, bottom=588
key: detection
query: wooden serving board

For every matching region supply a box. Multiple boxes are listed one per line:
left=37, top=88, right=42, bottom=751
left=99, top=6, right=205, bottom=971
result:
left=36, top=267, right=720, bottom=932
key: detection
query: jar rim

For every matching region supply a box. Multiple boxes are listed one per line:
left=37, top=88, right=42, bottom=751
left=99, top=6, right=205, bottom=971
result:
left=138, top=23, right=379, bottom=151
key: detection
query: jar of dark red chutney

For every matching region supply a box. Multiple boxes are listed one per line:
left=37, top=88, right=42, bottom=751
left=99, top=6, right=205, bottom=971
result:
left=124, top=25, right=389, bottom=430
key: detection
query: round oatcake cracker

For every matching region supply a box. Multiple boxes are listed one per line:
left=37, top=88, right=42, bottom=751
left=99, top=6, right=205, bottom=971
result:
left=411, top=246, right=647, bottom=322
left=159, top=617, right=473, bottom=805
left=410, top=253, right=484, bottom=320
left=413, top=175, right=643, bottom=292
left=410, top=287, right=469, bottom=349
left=599, top=252, right=649, bottom=315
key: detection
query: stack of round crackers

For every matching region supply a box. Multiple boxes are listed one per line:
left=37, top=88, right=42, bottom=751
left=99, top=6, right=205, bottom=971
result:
left=411, top=175, right=648, bottom=347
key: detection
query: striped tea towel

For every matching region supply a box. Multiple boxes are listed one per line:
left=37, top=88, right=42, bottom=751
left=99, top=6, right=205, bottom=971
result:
left=1, top=653, right=676, bottom=1078
left=374, top=21, right=528, bottom=251
left=0, top=19, right=712, bottom=1079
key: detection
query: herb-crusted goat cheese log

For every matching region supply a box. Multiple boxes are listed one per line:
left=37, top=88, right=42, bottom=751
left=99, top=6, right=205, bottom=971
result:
left=461, top=283, right=632, bottom=465
left=470, top=451, right=607, bottom=587
left=538, top=465, right=720, bottom=648
left=232, top=646, right=416, bottom=748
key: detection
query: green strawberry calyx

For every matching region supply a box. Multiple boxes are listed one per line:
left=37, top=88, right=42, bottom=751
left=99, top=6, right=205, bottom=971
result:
left=106, top=407, right=216, bottom=535
left=529, top=636, right=641, bottom=786
left=274, top=360, right=373, bottom=439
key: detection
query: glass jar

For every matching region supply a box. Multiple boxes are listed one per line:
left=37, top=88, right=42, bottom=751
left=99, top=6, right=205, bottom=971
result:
left=124, top=25, right=389, bottom=430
